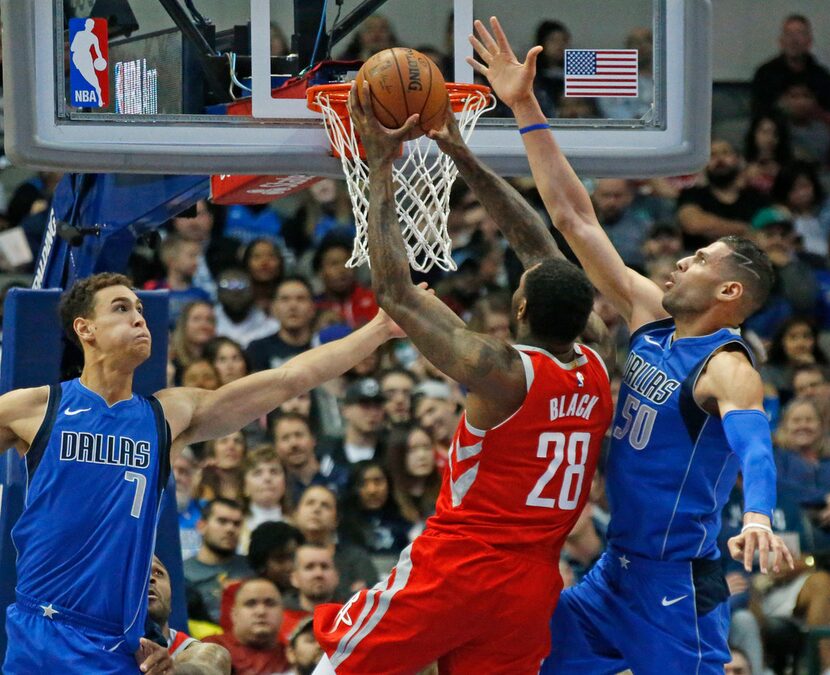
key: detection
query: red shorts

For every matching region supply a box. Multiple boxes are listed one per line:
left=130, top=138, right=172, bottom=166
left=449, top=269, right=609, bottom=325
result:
left=314, top=530, right=562, bottom=675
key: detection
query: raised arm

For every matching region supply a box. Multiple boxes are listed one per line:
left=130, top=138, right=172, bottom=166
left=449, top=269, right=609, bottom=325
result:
left=348, top=83, right=527, bottom=428
left=158, top=311, right=400, bottom=446
left=468, top=17, right=667, bottom=331
left=429, top=106, right=559, bottom=269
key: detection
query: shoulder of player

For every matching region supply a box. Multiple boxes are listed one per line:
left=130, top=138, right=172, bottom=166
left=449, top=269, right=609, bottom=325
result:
left=153, top=386, right=207, bottom=441
left=696, top=347, right=761, bottom=402
left=0, top=385, right=50, bottom=423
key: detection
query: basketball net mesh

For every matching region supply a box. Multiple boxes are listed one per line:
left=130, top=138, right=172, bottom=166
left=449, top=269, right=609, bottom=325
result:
left=309, top=86, right=495, bottom=272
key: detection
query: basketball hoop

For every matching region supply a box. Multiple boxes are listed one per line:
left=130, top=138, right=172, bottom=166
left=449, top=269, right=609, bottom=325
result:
left=307, top=83, right=495, bottom=272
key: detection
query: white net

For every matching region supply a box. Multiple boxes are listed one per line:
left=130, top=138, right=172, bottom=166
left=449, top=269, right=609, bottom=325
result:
left=309, top=85, right=495, bottom=272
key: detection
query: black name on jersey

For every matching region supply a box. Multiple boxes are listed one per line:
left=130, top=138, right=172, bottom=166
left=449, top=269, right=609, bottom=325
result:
left=59, top=431, right=151, bottom=469
left=622, top=352, right=680, bottom=405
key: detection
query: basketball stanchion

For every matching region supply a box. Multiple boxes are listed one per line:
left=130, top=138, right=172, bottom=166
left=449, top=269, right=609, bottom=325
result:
left=307, top=82, right=495, bottom=273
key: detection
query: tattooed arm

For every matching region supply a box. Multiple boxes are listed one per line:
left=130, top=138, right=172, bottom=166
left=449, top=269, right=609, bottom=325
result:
left=429, top=105, right=559, bottom=269
left=349, top=83, right=528, bottom=428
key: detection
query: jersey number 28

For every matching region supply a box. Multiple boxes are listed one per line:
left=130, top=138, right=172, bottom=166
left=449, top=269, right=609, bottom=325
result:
left=526, top=432, right=590, bottom=510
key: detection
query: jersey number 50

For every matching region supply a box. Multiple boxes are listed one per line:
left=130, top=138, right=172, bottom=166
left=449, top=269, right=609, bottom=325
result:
left=612, top=393, right=657, bottom=450
left=526, top=432, right=590, bottom=510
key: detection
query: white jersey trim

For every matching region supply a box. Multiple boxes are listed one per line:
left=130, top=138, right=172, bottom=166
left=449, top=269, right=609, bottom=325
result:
left=514, top=343, right=588, bottom=370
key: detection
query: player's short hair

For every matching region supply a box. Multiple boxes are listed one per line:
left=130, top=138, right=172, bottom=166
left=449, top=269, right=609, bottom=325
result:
left=524, top=259, right=594, bottom=344
left=59, top=272, right=134, bottom=348
left=201, top=497, right=245, bottom=521
left=717, top=236, right=774, bottom=316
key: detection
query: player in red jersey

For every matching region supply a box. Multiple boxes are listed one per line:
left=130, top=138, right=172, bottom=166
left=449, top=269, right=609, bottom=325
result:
left=311, top=87, right=614, bottom=674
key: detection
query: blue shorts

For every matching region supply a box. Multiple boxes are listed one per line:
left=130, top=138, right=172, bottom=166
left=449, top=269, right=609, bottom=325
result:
left=542, top=549, right=731, bottom=675
left=4, top=596, right=138, bottom=674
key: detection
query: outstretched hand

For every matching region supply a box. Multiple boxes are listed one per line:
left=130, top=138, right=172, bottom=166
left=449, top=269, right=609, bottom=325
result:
left=348, top=81, right=420, bottom=169
left=467, top=17, right=542, bottom=109
left=426, top=103, right=465, bottom=155
left=727, top=524, right=795, bottom=575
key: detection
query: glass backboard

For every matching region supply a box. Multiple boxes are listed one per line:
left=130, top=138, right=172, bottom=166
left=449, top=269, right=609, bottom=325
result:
left=1, top=0, right=711, bottom=177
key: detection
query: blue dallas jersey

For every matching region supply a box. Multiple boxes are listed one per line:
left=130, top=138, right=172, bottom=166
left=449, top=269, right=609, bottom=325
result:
left=12, top=379, right=170, bottom=651
left=605, top=318, right=753, bottom=561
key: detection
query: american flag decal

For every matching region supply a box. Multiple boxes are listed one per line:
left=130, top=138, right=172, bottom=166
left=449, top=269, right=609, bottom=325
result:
left=564, top=49, right=639, bottom=97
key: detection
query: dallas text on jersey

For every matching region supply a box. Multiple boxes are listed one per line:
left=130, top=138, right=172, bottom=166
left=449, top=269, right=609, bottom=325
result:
left=621, top=352, right=680, bottom=405
left=59, top=431, right=151, bottom=468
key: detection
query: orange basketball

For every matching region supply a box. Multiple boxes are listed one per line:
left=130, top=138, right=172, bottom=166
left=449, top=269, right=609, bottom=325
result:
left=355, top=48, right=448, bottom=140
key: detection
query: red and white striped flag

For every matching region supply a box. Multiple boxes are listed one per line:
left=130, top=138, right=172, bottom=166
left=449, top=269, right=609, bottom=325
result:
left=564, top=49, right=639, bottom=97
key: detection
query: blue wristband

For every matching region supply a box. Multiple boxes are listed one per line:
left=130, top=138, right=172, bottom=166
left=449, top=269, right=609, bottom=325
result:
left=518, top=123, right=551, bottom=135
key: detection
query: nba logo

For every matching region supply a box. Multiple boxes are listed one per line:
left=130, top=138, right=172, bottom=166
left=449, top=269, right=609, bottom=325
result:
left=68, top=18, right=109, bottom=108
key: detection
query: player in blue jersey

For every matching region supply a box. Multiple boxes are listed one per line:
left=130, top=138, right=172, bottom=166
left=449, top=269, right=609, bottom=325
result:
left=0, top=272, right=405, bottom=674
left=469, top=17, right=795, bottom=674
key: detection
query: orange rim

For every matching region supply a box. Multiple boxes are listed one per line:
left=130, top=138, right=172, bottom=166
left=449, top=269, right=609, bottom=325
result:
left=306, top=82, right=491, bottom=115
left=306, top=82, right=491, bottom=160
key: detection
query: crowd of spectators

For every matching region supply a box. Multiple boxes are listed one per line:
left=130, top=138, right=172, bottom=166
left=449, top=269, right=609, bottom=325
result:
left=0, top=9, right=829, bottom=675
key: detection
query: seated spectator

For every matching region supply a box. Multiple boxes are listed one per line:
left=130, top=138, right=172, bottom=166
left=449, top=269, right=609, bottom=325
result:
left=6, top=171, right=62, bottom=227
left=143, top=233, right=212, bottom=326
left=247, top=276, right=316, bottom=372
left=592, top=178, right=654, bottom=270
left=173, top=445, right=204, bottom=560
left=467, top=293, right=512, bottom=342
left=242, top=238, right=285, bottom=314
left=676, top=139, right=768, bottom=252
left=170, top=199, right=240, bottom=299
left=412, top=380, right=461, bottom=472
left=385, top=424, right=442, bottom=529
left=204, top=578, right=289, bottom=675
left=745, top=211, right=819, bottom=342
left=215, top=268, right=280, bottom=349
left=560, top=502, right=605, bottom=584
left=196, top=431, right=247, bottom=500
left=725, top=647, right=752, bottom=675
left=247, top=521, right=304, bottom=596
left=238, top=445, right=291, bottom=553
left=338, top=460, right=410, bottom=572
left=338, top=14, right=397, bottom=61
left=751, top=14, right=830, bottom=117
left=379, top=367, right=417, bottom=427
left=312, top=235, right=378, bottom=328
left=742, top=112, right=793, bottom=195
left=170, top=300, right=216, bottom=384
left=182, top=359, right=221, bottom=390
left=286, top=616, right=324, bottom=675
left=640, top=222, right=685, bottom=266
left=282, top=543, right=340, bottom=644
left=771, top=160, right=830, bottom=258
left=776, top=81, right=830, bottom=166
left=184, top=499, right=252, bottom=625
left=329, top=378, right=386, bottom=466
left=792, top=364, right=830, bottom=437
left=293, top=485, right=378, bottom=601
left=205, top=336, right=250, bottom=387
left=774, top=397, right=830, bottom=513
left=532, top=20, right=570, bottom=117
left=147, top=556, right=231, bottom=674
left=273, top=413, right=349, bottom=502
left=761, top=317, right=826, bottom=404
left=283, top=179, right=356, bottom=259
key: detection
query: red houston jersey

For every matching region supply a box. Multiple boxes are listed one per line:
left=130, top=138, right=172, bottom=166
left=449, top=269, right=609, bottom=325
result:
left=427, top=344, right=613, bottom=560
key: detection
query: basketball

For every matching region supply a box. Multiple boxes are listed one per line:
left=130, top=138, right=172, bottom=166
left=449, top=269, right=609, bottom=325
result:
left=94, top=57, right=107, bottom=71
left=355, top=48, right=448, bottom=140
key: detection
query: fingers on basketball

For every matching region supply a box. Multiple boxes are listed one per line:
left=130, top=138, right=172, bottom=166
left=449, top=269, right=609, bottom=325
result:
left=355, top=48, right=448, bottom=140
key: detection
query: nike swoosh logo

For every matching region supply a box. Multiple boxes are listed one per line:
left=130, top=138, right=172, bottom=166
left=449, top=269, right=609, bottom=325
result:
left=643, top=336, right=662, bottom=347
left=64, top=408, right=91, bottom=416
left=661, top=595, right=688, bottom=607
